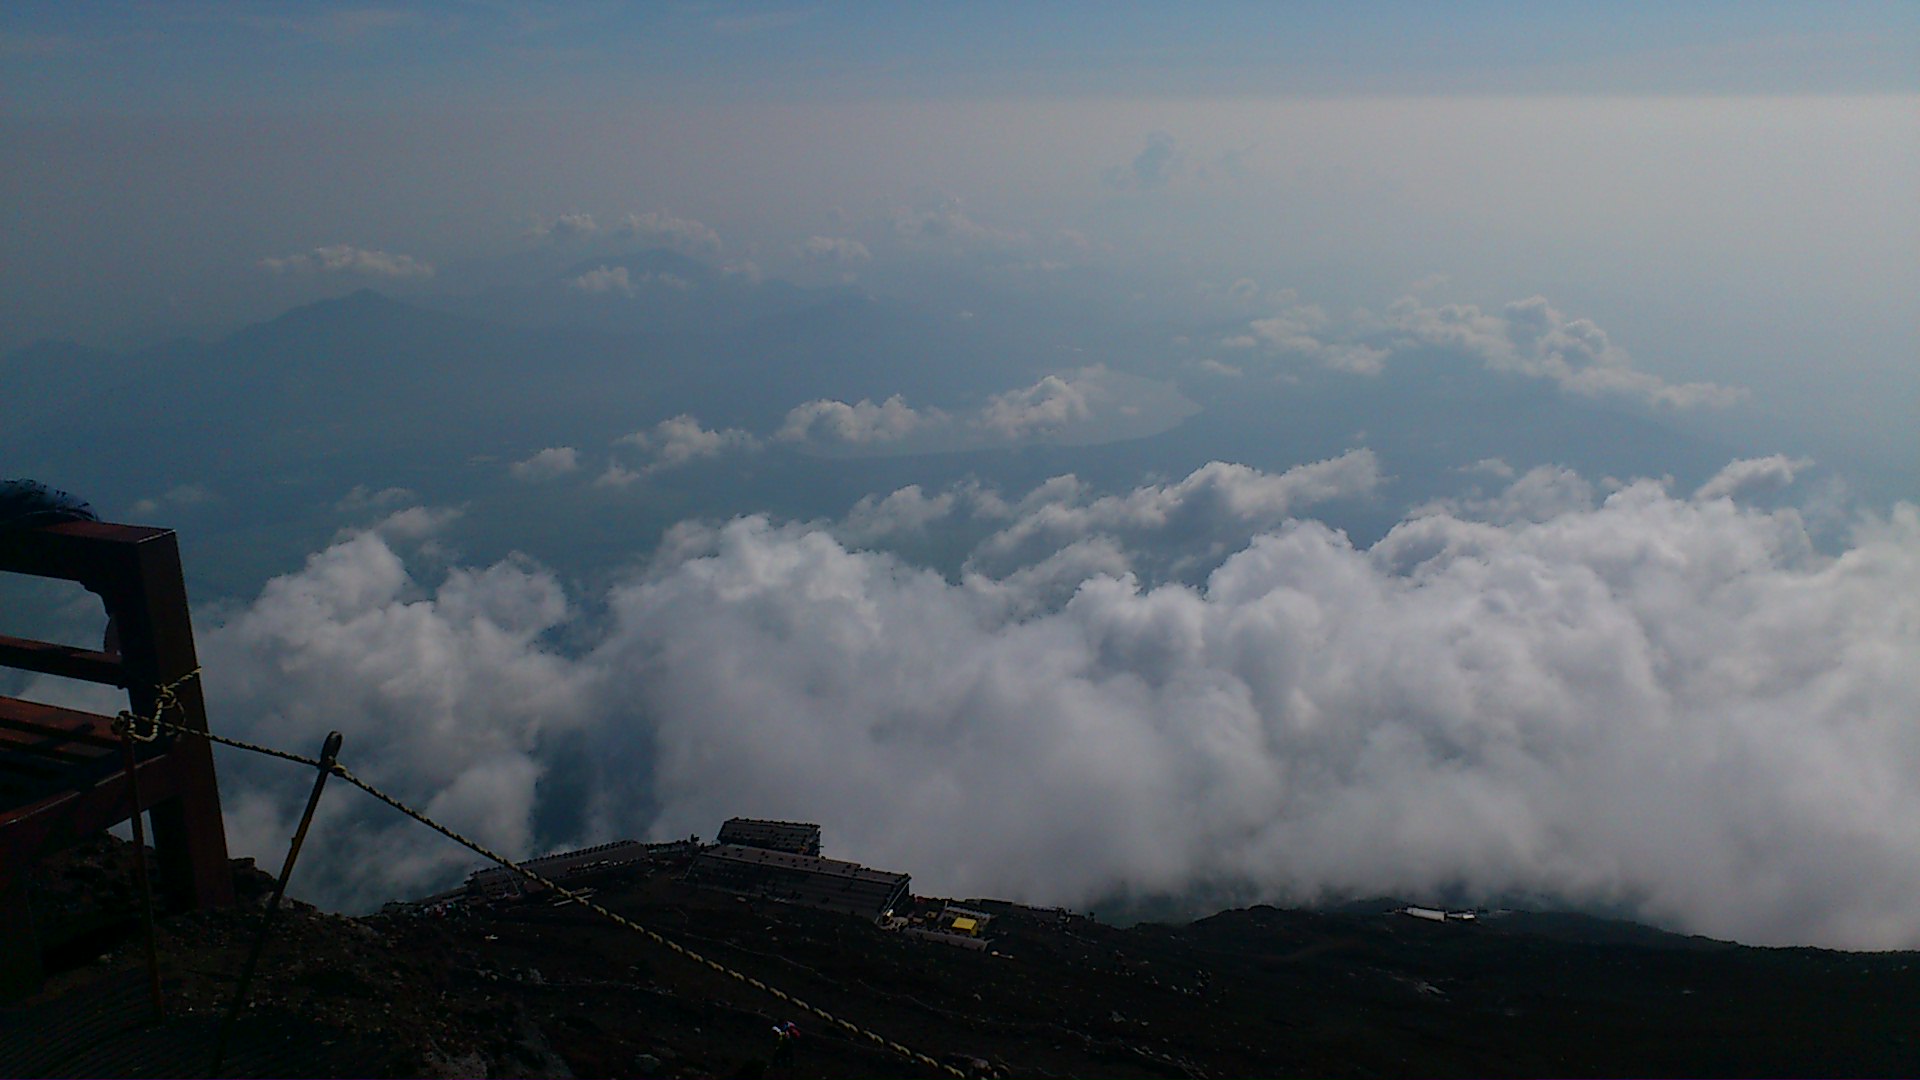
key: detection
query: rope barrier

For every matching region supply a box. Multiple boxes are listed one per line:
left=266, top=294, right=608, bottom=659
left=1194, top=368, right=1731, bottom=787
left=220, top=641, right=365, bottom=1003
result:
left=117, top=691, right=966, bottom=1079
left=112, top=668, right=202, bottom=743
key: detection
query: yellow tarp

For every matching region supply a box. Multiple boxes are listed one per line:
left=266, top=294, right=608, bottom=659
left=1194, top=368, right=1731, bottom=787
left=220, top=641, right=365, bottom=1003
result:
left=950, top=917, right=978, bottom=933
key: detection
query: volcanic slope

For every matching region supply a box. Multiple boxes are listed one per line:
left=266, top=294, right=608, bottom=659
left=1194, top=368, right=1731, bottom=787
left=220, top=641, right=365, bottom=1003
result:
left=8, top=836, right=1918, bottom=1078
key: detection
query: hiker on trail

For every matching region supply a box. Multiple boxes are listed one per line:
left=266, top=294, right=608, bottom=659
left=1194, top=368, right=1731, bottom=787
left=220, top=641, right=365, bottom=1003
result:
left=770, top=1020, right=800, bottom=1071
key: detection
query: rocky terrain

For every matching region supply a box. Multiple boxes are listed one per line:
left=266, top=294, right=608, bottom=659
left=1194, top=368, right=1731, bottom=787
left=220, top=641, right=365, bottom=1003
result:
left=6, top=835, right=1918, bottom=1078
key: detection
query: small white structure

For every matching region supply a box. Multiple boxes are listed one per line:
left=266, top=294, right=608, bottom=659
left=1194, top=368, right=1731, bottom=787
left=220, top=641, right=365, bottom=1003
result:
left=1402, top=906, right=1479, bottom=924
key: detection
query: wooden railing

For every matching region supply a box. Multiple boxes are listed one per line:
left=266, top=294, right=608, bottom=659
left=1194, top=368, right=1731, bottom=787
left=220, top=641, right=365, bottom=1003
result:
left=0, top=521, right=233, bottom=997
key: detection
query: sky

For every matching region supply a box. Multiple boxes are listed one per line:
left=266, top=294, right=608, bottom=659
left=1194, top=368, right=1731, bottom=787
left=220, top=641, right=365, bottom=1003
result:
left=5, top=3, right=1919, bottom=948
left=6, top=2, right=1918, bottom=111
left=5, top=3, right=1916, bottom=456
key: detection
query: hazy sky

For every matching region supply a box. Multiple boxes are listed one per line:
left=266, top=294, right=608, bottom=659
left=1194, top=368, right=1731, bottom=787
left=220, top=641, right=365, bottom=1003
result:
left=7, top=2, right=1918, bottom=112
left=7, top=4, right=1920, bottom=946
left=5, top=3, right=1916, bottom=459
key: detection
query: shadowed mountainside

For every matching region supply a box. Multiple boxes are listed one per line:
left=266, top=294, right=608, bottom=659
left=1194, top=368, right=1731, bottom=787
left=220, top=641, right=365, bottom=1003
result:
left=10, top=835, right=1916, bottom=1079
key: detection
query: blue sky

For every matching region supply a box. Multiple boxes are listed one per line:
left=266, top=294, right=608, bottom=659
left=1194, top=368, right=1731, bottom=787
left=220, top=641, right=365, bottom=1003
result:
left=6, top=2, right=1917, bottom=115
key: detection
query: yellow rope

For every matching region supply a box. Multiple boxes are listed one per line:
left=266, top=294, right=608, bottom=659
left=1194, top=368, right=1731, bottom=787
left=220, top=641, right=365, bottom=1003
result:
left=111, top=668, right=203, bottom=743
left=122, top=704, right=966, bottom=1078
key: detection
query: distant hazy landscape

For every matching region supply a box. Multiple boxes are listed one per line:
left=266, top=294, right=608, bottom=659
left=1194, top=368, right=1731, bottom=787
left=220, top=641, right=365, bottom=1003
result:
left=4, top=4, right=1917, bottom=953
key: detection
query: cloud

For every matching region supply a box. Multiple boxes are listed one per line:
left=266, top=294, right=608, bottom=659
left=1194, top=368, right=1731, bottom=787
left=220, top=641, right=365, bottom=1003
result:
left=1390, top=295, right=1743, bottom=408
left=615, top=415, right=759, bottom=472
left=1317, top=344, right=1389, bottom=376
left=975, top=373, right=1094, bottom=440
left=564, top=265, right=691, bottom=296
left=1105, top=133, right=1250, bottom=190
left=966, top=450, right=1383, bottom=577
left=1242, top=306, right=1387, bottom=375
left=534, top=212, right=600, bottom=240
left=567, top=265, right=634, bottom=295
left=364, top=504, right=463, bottom=541
left=1229, top=292, right=1739, bottom=403
left=1418, top=464, right=1597, bottom=526
left=1695, top=455, right=1814, bottom=502
left=620, top=480, right=1920, bottom=950
left=1104, top=131, right=1182, bottom=190
left=185, top=466, right=1920, bottom=950
left=720, top=259, right=762, bottom=284
left=508, top=446, right=580, bottom=482
left=963, top=366, right=1195, bottom=447
left=888, top=195, right=1029, bottom=250
left=798, top=236, right=871, bottom=265
left=128, top=483, right=214, bottom=518
left=834, top=483, right=1008, bottom=546
left=594, top=463, right=643, bottom=489
left=336, top=485, right=417, bottom=513
left=615, top=211, right=723, bottom=259
left=1193, top=358, right=1243, bottom=378
left=775, top=395, right=945, bottom=446
left=761, top=369, right=1193, bottom=458
left=837, top=485, right=956, bottom=542
left=201, top=528, right=594, bottom=911
left=259, top=245, right=433, bottom=279
left=1247, top=307, right=1329, bottom=352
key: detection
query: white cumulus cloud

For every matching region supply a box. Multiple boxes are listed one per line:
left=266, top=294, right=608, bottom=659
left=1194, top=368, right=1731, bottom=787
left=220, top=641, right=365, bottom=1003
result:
left=776, top=395, right=945, bottom=446
left=535, top=212, right=599, bottom=239
left=176, top=466, right=1920, bottom=951
left=967, top=450, right=1383, bottom=577
left=567, top=265, right=634, bottom=295
left=1390, top=295, right=1742, bottom=408
left=508, top=446, right=580, bottom=482
left=1242, top=306, right=1386, bottom=375
left=836, top=484, right=959, bottom=544
left=614, top=483, right=1920, bottom=949
left=202, top=531, right=594, bottom=911
left=1231, top=292, right=1739, bottom=403
left=616, top=415, right=760, bottom=473
left=259, top=245, right=434, bottom=279
left=975, top=373, right=1095, bottom=440
left=799, top=236, right=871, bottom=264
left=1695, top=455, right=1815, bottom=502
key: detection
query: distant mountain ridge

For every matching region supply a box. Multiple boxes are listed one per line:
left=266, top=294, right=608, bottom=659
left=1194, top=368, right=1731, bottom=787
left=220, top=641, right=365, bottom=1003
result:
left=3, top=271, right=1774, bottom=600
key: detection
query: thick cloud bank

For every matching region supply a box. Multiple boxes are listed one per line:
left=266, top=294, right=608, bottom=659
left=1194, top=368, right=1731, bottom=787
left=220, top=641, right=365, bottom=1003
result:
left=197, top=461, right=1920, bottom=948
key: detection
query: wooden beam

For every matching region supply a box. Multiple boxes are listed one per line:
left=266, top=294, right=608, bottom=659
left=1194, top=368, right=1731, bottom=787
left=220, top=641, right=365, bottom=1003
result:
left=0, top=635, right=124, bottom=687
left=0, top=696, right=122, bottom=749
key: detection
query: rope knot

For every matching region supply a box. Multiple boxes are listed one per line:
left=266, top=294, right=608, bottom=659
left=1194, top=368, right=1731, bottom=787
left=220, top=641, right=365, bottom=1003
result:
left=113, top=668, right=201, bottom=743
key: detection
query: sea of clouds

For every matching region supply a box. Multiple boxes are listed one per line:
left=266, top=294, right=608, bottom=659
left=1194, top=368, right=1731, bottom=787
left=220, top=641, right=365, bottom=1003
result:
left=139, top=454, right=1920, bottom=949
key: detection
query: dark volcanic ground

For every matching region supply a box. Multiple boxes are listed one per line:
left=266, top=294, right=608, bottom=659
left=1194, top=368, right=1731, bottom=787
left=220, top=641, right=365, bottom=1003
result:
left=7, top=835, right=1918, bottom=1078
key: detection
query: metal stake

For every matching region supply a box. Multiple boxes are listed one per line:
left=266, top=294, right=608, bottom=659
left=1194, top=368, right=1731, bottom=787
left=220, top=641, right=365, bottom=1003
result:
left=210, top=731, right=342, bottom=1075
